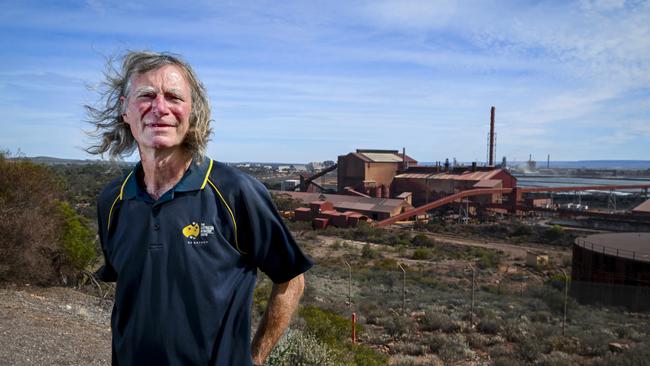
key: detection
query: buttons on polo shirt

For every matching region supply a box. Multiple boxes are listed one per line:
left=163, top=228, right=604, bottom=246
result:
left=153, top=223, right=160, bottom=231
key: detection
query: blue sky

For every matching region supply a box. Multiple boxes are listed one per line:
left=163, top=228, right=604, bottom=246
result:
left=1, top=0, right=649, bottom=163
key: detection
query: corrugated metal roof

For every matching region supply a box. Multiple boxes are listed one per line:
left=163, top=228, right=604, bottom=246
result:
left=360, top=152, right=404, bottom=162
left=396, top=169, right=507, bottom=182
left=272, top=191, right=413, bottom=213
left=473, top=179, right=502, bottom=188
left=394, top=173, right=434, bottom=179
left=632, top=199, right=650, bottom=213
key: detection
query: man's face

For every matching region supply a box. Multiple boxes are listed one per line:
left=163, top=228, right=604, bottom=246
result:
left=122, top=64, right=192, bottom=153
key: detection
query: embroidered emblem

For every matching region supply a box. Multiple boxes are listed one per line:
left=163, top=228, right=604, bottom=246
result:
left=182, top=221, right=215, bottom=245
left=182, top=222, right=200, bottom=239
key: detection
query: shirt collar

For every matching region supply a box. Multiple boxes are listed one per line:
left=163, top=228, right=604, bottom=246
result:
left=121, top=157, right=213, bottom=201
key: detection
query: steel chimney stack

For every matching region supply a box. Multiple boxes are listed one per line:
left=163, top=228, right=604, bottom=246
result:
left=489, top=106, right=495, bottom=167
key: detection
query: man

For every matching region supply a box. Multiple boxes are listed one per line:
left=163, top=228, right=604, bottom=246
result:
left=87, top=51, right=313, bottom=365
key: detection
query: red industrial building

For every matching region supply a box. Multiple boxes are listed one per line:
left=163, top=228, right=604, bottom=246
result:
left=632, top=199, right=650, bottom=215
left=336, top=148, right=516, bottom=208
left=393, top=167, right=517, bottom=207
left=273, top=191, right=414, bottom=221
left=337, top=149, right=416, bottom=197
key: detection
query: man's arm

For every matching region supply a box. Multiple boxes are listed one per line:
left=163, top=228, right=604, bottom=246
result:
left=251, top=274, right=305, bottom=365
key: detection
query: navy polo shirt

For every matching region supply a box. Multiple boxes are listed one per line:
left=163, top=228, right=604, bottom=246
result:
left=96, top=157, right=313, bottom=366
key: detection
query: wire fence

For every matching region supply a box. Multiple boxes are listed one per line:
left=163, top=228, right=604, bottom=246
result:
left=307, top=260, right=650, bottom=345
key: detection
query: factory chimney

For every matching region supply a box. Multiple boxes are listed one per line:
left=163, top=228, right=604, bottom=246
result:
left=489, top=106, right=496, bottom=167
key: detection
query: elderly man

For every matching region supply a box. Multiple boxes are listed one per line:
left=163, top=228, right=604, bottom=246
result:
left=87, top=51, right=313, bottom=365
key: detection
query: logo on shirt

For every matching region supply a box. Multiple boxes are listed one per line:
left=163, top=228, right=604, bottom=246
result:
left=182, top=222, right=215, bottom=245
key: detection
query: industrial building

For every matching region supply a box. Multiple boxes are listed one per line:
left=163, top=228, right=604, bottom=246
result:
left=290, top=106, right=650, bottom=227
left=632, top=199, right=650, bottom=215
left=393, top=167, right=517, bottom=207
left=335, top=148, right=516, bottom=208
left=572, top=233, right=650, bottom=310
left=273, top=191, right=414, bottom=221
left=337, top=149, right=416, bottom=197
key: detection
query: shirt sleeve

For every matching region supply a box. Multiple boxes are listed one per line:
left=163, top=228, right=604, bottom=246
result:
left=237, top=175, right=313, bottom=284
left=94, top=197, right=118, bottom=282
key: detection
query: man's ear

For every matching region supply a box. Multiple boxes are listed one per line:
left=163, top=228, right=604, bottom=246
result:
left=119, top=96, right=127, bottom=120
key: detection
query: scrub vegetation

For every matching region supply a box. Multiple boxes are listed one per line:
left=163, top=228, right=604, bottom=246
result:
left=0, top=153, right=99, bottom=285
left=291, top=233, right=650, bottom=365
left=2, top=160, right=649, bottom=365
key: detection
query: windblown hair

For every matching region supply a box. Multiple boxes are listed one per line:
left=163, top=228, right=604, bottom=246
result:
left=85, top=51, right=212, bottom=160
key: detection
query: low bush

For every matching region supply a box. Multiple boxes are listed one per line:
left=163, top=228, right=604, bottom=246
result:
left=55, top=201, right=96, bottom=271
left=362, top=243, right=381, bottom=259
left=411, top=233, right=435, bottom=247
left=535, top=351, right=573, bottom=366
left=266, top=328, right=344, bottom=366
left=412, top=247, right=434, bottom=260
left=298, top=305, right=388, bottom=366
left=419, top=312, right=458, bottom=333
left=477, top=317, right=501, bottom=335
left=593, top=343, right=650, bottom=366
left=300, top=305, right=360, bottom=346
left=437, top=334, right=474, bottom=364
left=0, top=153, right=96, bottom=285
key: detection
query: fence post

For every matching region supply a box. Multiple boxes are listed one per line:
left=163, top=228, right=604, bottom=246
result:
left=344, top=260, right=352, bottom=308
left=469, top=264, right=476, bottom=327
left=560, top=269, right=569, bottom=336
left=399, top=263, right=406, bottom=315
left=351, top=312, right=357, bottom=344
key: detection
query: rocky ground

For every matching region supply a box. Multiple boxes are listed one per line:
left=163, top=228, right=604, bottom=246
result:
left=0, top=285, right=112, bottom=366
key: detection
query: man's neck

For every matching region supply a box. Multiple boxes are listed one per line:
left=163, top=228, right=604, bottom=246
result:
left=138, top=147, right=193, bottom=200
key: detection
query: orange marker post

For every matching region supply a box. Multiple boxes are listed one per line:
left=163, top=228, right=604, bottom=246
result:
left=351, top=312, right=357, bottom=344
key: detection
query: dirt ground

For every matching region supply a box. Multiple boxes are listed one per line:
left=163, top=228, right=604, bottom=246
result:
left=0, top=285, right=111, bottom=366
left=0, top=231, right=570, bottom=366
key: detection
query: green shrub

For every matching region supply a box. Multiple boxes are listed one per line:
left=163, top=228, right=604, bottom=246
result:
left=362, top=243, right=381, bottom=259
left=542, top=225, right=565, bottom=242
left=55, top=201, right=96, bottom=270
left=518, top=337, right=546, bottom=362
left=477, top=317, right=501, bottom=335
left=511, top=223, right=532, bottom=237
left=351, top=344, right=388, bottom=366
left=384, top=315, right=414, bottom=340
left=438, top=334, right=474, bottom=363
left=374, top=258, right=398, bottom=271
left=266, top=328, right=344, bottom=366
left=419, top=312, right=458, bottom=333
left=299, top=305, right=387, bottom=366
left=0, top=153, right=95, bottom=285
left=412, top=247, right=433, bottom=260
left=467, top=247, right=502, bottom=269
left=411, top=233, right=435, bottom=247
left=300, top=305, right=360, bottom=346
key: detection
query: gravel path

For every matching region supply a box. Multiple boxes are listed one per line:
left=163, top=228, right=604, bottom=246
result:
left=0, top=285, right=112, bottom=366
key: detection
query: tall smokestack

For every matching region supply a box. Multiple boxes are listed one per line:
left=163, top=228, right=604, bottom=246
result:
left=489, top=106, right=495, bottom=166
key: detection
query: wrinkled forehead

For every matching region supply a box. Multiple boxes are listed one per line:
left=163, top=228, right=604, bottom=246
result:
left=125, top=64, right=191, bottom=96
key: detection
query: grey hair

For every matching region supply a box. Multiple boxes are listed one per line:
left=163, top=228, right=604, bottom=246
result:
left=85, top=51, right=212, bottom=160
